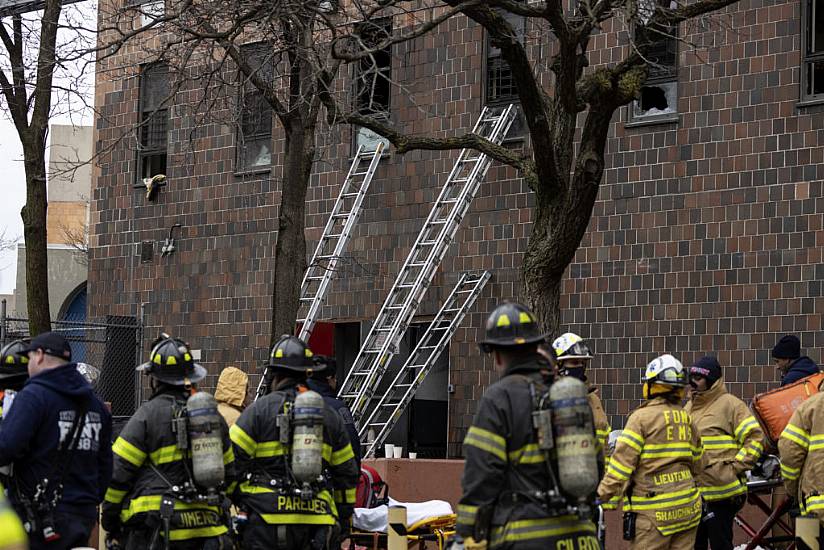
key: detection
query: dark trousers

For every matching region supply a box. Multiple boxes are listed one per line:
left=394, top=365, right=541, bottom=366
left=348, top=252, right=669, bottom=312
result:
left=29, top=510, right=96, bottom=550
left=241, top=513, right=333, bottom=550
left=694, top=496, right=745, bottom=550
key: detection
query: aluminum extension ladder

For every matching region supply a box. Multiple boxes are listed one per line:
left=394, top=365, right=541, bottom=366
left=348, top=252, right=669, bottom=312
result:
left=358, top=270, right=491, bottom=457
left=254, top=143, right=383, bottom=401
left=296, top=142, right=384, bottom=342
left=338, top=105, right=515, bottom=418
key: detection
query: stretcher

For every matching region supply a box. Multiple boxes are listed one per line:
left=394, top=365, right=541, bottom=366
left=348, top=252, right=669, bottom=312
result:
left=349, top=499, right=456, bottom=550
left=734, top=457, right=796, bottom=550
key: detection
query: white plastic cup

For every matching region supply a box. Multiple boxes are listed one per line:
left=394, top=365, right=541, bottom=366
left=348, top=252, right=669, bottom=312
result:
left=384, top=443, right=394, bottom=458
left=393, top=446, right=403, bottom=459
left=409, top=452, right=417, bottom=459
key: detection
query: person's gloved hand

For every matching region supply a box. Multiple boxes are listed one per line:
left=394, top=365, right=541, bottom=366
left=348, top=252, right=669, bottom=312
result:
left=101, top=507, right=122, bottom=539
left=463, top=536, right=488, bottom=550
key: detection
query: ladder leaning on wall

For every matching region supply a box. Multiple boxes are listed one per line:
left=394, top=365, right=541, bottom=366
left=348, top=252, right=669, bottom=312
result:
left=337, top=105, right=516, bottom=419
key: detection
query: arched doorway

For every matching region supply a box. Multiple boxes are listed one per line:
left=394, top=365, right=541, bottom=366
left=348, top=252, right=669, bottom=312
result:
left=58, top=282, right=87, bottom=363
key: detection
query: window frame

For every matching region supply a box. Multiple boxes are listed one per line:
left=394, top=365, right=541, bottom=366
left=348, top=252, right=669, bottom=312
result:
left=352, top=17, right=393, bottom=153
left=800, top=0, right=824, bottom=105
left=482, top=11, right=527, bottom=140
left=136, top=62, right=169, bottom=185
left=235, top=42, right=274, bottom=173
left=626, top=16, right=680, bottom=126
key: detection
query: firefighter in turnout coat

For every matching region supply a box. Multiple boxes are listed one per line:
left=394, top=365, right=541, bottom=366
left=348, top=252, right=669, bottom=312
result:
left=778, top=382, right=824, bottom=537
left=598, top=354, right=704, bottom=550
left=230, top=335, right=359, bottom=550
left=552, top=333, right=612, bottom=456
left=102, top=335, right=236, bottom=549
left=456, top=302, right=599, bottom=550
left=684, top=357, right=764, bottom=550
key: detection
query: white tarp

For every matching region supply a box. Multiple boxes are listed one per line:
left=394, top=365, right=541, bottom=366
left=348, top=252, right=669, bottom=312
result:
left=353, top=498, right=454, bottom=533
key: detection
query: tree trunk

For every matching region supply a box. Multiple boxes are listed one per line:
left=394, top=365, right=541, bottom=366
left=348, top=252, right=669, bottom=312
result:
left=522, top=199, right=564, bottom=336
left=21, top=138, right=51, bottom=335
left=270, top=120, right=314, bottom=344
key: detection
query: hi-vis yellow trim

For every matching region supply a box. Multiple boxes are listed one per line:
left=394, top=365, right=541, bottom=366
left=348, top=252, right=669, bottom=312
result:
left=4, top=356, right=13, bottom=364
left=781, top=424, right=810, bottom=449
left=275, top=349, right=284, bottom=358
left=153, top=354, right=162, bottom=365
left=223, top=447, right=234, bottom=465
left=734, top=417, right=760, bottom=442
left=618, top=430, right=644, bottom=452
left=702, top=435, right=738, bottom=450
left=330, top=444, right=355, bottom=466
left=700, top=479, right=747, bottom=501
left=606, top=458, right=632, bottom=481
left=166, top=356, right=177, bottom=366
left=804, top=494, right=824, bottom=512
left=624, top=487, right=699, bottom=511
left=464, top=426, right=506, bottom=461
left=113, top=437, right=147, bottom=468
left=657, top=514, right=701, bottom=536
left=104, top=487, right=127, bottom=504
left=809, top=435, right=824, bottom=451
left=457, top=504, right=478, bottom=526
left=150, top=445, right=185, bottom=465
left=780, top=462, right=800, bottom=481
left=508, top=443, right=545, bottom=464
left=518, top=312, right=533, bottom=323
left=496, top=315, right=511, bottom=327
left=490, top=515, right=595, bottom=546
left=256, top=441, right=286, bottom=458
left=230, top=424, right=257, bottom=456
left=639, top=442, right=695, bottom=459
left=334, top=488, right=357, bottom=504
left=183, top=353, right=192, bottom=361
left=119, top=495, right=223, bottom=523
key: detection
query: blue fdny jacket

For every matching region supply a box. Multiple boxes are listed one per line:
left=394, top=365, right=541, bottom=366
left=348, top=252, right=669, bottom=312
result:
left=306, top=379, right=362, bottom=463
left=0, top=363, right=113, bottom=518
left=781, top=356, right=821, bottom=386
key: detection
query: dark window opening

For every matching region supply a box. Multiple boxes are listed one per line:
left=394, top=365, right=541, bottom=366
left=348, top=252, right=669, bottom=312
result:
left=237, top=43, right=273, bottom=170
left=629, top=8, right=679, bottom=120
left=138, top=63, right=168, bottom=181
left=354, top=18, right=392, bottom=151
left=802, top=0, right=824, bottom=101
left=485, top=9, right=525, bottom=138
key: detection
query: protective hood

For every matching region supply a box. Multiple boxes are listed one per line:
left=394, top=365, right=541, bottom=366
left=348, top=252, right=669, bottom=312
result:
left=689, top=377, right=726, bottom=408
left=25, top=363, right=95, bottom=400
left=215, top=366, right=248, bottom=407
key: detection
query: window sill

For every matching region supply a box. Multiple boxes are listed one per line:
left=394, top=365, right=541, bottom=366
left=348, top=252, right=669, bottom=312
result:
left=796, top=98, right=824, bottom=109
left=233, top=166, right=272, bottom=177
left=624, top=113, right=680, bottom=129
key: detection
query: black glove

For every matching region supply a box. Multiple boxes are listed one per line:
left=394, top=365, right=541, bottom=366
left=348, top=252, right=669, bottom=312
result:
left=101, top=506, right=123, bottom=538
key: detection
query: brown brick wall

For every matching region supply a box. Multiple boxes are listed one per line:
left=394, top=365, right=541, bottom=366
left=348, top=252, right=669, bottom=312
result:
left=90, top=0, right=823, bottom=455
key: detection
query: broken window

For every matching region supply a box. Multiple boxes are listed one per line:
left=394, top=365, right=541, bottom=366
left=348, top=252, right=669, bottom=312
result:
left=236, top=43, right=273, bottom=171
left=354, top=18, right=392, bottom=151
left=137, top=63, right=169, bottom=181
left=629, top=5, right=679, bottom=121
left=485, top=9, right=526, bottom=137
left=802, top=0, right=824, bottom=101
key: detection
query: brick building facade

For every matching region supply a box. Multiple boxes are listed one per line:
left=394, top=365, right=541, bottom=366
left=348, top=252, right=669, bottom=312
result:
left=90, top=0, right=824, bottom=456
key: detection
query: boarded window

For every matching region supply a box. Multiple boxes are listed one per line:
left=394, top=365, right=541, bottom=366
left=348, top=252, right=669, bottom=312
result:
left=138, top=63, right=169, bottom=180
left=236, top=43, right=273, bottom=170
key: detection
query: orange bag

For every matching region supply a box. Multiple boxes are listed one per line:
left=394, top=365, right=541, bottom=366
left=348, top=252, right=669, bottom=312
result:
left=751, top=371, right=824, bottom=445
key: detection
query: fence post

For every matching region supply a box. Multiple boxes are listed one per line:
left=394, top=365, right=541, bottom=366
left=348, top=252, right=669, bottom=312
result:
left=136, top=302, right=146, bottom=408
left=0, top=298, right=6, bottom=346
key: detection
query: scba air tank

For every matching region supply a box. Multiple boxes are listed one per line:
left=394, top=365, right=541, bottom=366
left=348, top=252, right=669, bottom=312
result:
left=187, top=391, right=225, bottom=490
left=291, top=390, right=325, bottom=483
left=549, top=377, right=599, bottom=499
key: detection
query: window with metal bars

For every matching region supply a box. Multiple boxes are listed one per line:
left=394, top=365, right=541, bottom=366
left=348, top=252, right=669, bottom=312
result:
left=237, top=43, right=273, bottom=171
left=629, top=6, right=679, bottom=122
left=138, top=63, right=168, bottom=181
left=485, top=10, right=525, bottom=138
left=802, top=0, right=824, bottom=102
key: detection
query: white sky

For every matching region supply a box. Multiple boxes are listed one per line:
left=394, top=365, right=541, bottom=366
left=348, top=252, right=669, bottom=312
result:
left=0, top=2, right=97, bottom=295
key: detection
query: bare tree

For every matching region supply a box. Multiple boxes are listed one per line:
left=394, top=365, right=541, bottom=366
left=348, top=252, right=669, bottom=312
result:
left=323, top=0, right=741, bottom=334
left=0, top=0, right=96, bottom=334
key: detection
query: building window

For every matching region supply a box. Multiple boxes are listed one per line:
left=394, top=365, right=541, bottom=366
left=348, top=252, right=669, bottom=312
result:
left=354, top=18, right=392, bottom=151
left=127, top=0, right=164, bottom=27
left=237, top=43, right=273, bottom=171
left=485, top=10, right=525, bottom=137
left=629, top=11, right=678, bottom=122
left=802, top=0, right=824, bottom=102
left=138, top=63, right=169, bottom=181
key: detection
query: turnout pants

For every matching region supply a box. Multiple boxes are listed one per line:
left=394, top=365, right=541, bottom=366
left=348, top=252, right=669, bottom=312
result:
left=630, top=515, right=698, bottom=550
left=241, top=513, right=334, bottom=550
left=694, top=497, right=745, bottom=550
left=123, top=529, right=231, bottom=550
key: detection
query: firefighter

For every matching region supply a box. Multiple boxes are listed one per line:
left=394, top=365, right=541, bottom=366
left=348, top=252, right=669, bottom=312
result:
left=230, top=335, right=359, bottom=550
left=0, top=482, right=26, bottom=550
left=456, top=302, right=599, bottom=550
left=306, top=356, right=362, bottom=466
left=778, top=382, right=824, bottom=543
left=552, top=333, right=612, bottom=456
left=0, top=340, right=29, bottom=419
left=597, top=354, right=704, bottom=550
left=102, top=334, right=236, bottom=549
left=684, top=356, right=764, bottom=550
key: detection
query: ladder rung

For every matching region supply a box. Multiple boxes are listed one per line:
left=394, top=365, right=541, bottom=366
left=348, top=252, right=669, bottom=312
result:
left=340, top=192, right=360, bottom=198
left=351, top=171, right=370, bottom=177
left=332, top=213, right=351, bottom=219
left=299, top=297, right=314, bottom=302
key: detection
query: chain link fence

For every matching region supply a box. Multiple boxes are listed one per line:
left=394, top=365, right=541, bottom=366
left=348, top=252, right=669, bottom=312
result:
left=0, top=307, right=143, bottom=426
